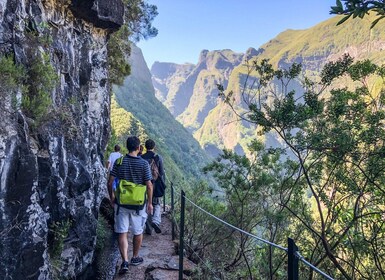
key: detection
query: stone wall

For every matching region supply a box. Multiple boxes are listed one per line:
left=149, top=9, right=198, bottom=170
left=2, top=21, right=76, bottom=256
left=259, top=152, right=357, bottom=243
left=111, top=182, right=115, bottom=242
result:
left=0, top=0, right=123, bottom=278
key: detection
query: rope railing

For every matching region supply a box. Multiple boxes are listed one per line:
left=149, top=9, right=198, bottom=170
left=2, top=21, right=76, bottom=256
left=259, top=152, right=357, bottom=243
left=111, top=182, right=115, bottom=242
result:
left=167, top=182, right=334, bottom=280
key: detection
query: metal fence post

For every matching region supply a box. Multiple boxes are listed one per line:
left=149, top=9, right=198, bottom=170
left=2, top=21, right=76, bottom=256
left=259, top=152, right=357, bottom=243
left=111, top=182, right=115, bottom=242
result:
left=288, top=238, right=299, bottom=280
left=171, top=182, right=175, bottom=241
left=163, top=184, right=166, bottom=213
left=179, top=190, right=186, bottom=280
left=163, top=176, right=166, bottom=212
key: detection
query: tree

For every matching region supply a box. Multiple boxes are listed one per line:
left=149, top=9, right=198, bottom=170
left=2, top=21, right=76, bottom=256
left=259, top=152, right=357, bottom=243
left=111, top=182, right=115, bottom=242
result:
left=182, top=144, right=296, bottom=279
left=108, top=0, right=158, bottom=85
left=218, top=56, right=385, bottom=279
left=331, top=0, right=385, bottom=27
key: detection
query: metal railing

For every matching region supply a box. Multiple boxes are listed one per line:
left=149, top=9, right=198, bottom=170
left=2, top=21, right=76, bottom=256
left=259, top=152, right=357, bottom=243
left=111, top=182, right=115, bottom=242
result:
left=166, top=183, right=334, bottom=280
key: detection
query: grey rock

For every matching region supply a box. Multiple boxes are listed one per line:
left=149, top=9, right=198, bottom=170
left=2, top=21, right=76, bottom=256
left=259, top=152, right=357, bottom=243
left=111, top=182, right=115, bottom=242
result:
left=0, top=0, right=123, bottom=279
left=70, top=0, right=124, bottom=30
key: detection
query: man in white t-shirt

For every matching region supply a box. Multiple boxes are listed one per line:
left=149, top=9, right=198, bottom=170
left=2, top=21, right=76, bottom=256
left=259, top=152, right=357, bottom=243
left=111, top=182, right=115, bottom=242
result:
left=106, top=145, right=122, bottom=172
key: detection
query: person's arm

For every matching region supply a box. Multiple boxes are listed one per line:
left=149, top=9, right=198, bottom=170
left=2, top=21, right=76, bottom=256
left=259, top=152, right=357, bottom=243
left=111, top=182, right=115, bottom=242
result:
left=145, top=180, right=153, bottom=215
left=107, top=175, right=115, bottom=207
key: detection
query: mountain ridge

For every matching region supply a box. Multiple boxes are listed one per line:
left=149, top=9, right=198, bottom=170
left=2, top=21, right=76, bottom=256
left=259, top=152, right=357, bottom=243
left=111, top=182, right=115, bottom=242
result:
left=150, top=13, right=385, bottom=155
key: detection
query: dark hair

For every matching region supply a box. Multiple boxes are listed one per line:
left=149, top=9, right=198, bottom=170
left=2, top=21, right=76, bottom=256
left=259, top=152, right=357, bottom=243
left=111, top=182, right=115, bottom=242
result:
left=126, top=136, right=140, bottom=152
left=114, top=144, right=121, bottom=152
left=145, top=139, right=156, bottom=150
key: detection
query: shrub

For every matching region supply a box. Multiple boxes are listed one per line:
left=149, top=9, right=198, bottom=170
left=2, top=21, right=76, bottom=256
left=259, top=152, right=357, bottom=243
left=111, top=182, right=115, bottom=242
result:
left=21, top=52, right=57, bottom=125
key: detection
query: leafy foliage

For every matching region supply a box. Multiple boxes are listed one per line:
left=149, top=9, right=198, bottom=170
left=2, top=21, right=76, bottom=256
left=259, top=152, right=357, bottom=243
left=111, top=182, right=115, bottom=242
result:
left=107, top=0, right=157, bottom=85
left=0, top=55, right=26, bottom=121
left=108, top=26, right=132, bottom=85
left=331, top=0, right=385, bottom=27
left=190, top=14, right=385, bottom=155
left=0, top=55, right=26, bottom=95
left=123, top=0, right=158, bottom=42
left=217, top=56, right=385, bottom=279
left=22, top=52, right=58, bottom=125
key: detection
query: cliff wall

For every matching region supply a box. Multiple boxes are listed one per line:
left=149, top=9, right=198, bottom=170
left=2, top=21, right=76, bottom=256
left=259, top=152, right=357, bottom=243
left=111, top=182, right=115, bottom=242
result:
left=0, top=0, right=123, bottom=278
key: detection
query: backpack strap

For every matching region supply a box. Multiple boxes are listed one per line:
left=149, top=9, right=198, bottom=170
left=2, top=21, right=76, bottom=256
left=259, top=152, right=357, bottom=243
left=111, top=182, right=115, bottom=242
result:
left=116, top=156, right=124, bottom=166
left=114, top=156, right=125, bottom=215
left=153, top=154, right=159, bottom=164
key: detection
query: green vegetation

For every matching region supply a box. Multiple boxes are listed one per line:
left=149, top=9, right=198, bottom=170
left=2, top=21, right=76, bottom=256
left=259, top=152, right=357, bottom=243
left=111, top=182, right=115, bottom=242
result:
left=48, top=219, right=72, bottom=260
left=109, top=43, right=216, bottom=188
left=0, top=55, right=26, bottom=118
left=22, top=52, right=58, bottom=125
left=208, top=56, right=385, bottom=279
left=108, top=26, right=132, bottom=85
left=107, top=0, right=157, bottom=85
left=174, top=143, right=295, bottom=279
left=95, top=215, right=110, bottom=252
left=0, top=55, right=26, bottom=94
left=112, top=82, right=209, bottom=184
left=192, top=13, right=385, bottom=154
left=106, top=97, right=148, bottom=156
left=331, top=0, right=385, bottom=27
left=0, top=51, right=57, bottom=129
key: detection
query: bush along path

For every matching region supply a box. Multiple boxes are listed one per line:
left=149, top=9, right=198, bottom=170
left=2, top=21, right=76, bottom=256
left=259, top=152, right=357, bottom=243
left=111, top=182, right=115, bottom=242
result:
left=113, top=211, right=196, bottom=280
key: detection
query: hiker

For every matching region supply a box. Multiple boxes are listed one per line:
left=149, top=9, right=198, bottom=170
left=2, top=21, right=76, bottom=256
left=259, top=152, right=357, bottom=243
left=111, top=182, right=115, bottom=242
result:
left=106, top=144, right=122, bottom=172
left=107, top=136, right=153, bottom=274
left=141, top=139, right=166, bottom=235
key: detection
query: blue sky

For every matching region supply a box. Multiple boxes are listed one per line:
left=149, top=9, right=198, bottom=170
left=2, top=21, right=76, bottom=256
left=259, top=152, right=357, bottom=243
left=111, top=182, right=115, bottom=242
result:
left=137, top=0, right=338, bottom=68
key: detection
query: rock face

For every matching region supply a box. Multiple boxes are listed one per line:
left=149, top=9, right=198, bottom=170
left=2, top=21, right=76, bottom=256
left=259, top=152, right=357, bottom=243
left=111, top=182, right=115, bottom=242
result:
left=152, top=49, right=243, bottom=132
left=0, top=0, right=122, bottom=279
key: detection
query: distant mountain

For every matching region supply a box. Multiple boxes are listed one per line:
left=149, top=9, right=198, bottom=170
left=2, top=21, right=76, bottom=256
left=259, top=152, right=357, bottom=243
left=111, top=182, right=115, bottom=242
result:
left=151, top=14, right=385, bottom=156
left=112, top=45, right=213, bottom=184
left=152, top=49, right=244, bottom=133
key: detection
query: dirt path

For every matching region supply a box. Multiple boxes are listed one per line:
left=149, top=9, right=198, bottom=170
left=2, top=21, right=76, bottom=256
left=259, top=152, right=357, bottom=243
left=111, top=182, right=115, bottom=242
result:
left=113, top=212, right=192, bottom=280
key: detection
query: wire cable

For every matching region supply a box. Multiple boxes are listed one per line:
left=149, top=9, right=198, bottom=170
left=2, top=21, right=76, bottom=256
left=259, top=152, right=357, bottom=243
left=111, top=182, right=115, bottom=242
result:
left=296, top=252, right=334, bottom=280
left=171, top=182, right=333, bottom=280
left=183, top=194, right=288, bottom=252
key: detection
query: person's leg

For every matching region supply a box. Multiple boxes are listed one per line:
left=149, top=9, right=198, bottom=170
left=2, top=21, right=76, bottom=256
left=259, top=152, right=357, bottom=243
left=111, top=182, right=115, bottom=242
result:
left=118, top=232, right=129, bottom=261
left=152, top=201, right=161, bottom=225
left=151, top=198, right=162, bottom=233
left=143, top=210, right=152, bottom=234
left=114, top=206, right=130, bottom=273
left=129, top=210, right=145, bottom=265
left=132, top=234, right=143, bottom=257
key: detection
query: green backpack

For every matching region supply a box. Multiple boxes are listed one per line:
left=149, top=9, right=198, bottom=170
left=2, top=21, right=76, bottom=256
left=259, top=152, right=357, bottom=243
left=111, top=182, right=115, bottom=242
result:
left=114, top=156, right=147, bottom=213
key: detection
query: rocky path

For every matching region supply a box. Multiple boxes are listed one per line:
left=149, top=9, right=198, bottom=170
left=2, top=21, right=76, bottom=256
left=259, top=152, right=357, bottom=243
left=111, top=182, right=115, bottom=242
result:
left=113, top=212, right=193, bottom=280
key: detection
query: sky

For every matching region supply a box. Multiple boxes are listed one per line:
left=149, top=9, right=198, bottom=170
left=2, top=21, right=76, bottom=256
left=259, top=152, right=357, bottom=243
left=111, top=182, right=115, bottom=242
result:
left=137, top=0, right=338, bottom=68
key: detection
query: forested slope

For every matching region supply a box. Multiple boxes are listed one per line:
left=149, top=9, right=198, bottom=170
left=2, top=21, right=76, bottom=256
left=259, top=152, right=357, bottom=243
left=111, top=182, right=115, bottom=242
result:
left=112, top=45, right=213, bottom=185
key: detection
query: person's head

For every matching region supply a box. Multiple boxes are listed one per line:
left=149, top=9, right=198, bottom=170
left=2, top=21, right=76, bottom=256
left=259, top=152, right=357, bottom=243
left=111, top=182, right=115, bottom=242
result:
left=126, top=136, right=140, bottom=153
left=114, top=144, right=121, bottom=152
left=145, top=139, right=156, bottom=150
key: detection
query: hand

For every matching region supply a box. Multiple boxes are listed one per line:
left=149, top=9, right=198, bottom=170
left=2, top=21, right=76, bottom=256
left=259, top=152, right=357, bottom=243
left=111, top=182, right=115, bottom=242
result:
left=147, top=203, right=153, bottom=215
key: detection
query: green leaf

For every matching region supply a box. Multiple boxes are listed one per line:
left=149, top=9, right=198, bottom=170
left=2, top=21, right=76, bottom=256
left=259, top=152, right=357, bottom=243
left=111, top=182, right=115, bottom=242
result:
left=370, top=15, right=385, bottom=28
left=336, top=14, right=352, bottom=25
left=336, top=0, right=343, bottom=10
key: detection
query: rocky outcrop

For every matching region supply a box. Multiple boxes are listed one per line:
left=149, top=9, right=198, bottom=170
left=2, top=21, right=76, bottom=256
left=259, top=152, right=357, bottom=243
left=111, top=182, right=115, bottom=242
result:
left=70, top=0, right=124, bottom=30
left=151, top=49, right=243, bottom=132
left=0, top=0, right=122, bottom=279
